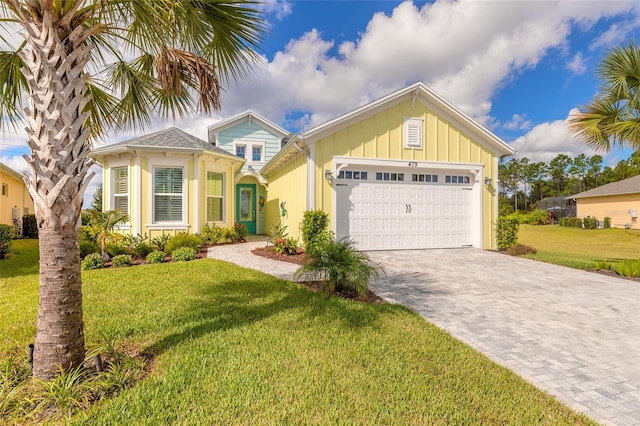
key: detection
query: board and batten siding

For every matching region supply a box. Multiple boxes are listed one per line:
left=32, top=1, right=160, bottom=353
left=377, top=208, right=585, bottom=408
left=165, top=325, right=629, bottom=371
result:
left=264, top=153, right=307, bottom=240
left=313, top=98, right=498, bottom=249
left=218, top=121, right=282, bottom=171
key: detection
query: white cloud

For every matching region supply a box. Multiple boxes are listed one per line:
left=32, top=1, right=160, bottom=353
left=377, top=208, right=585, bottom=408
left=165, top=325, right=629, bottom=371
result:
left=566, top=52, right=587, bottom=75
left=508, top=112, right=597, bottom=163
left=502, top=114, right=533, bottom=131
left=258, top=0, right=293, bottom=21
left=590, top=12, right=640, bottom=50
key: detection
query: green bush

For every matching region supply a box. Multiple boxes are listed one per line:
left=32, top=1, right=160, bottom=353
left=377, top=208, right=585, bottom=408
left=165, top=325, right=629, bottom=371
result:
left=233, top=222, right=248, bottom=242
left=273, top=237, right=298, bottom=255
left=496, top=216, right=519, bottom=251
left=523, top=209, right=549, bottom=225
left=121, top=233, right=151, bottom=258
left=165, top=233, right=202, bottom=254
left=80, top=240, right=100, bottom=259
left=150, top=232, right=171, bottom=251
left=222, top=227, right=239, bottom=243
left=505, top=211, right=527, bottom=224
left=81, top=253, right=104, bottom=270
left=301, top=210, right=329, bottom=248
left=559, top=217, right=582, bottom=228
left=106, top=243, right=128, bottom=258
left=306, top=230, right=335, bottom=258
left=583, top=216, right=598, bottom=229
left=0, top=224, right=14, bottom=259
left=172, top=247, right=197, bottom=262
left=294, top=237, right=383, bottom=298
left=266, top=222, right=288, bottom=244
left=197, top=224, right=225, bottom=245
left=146, top=250, right=166, bottom=264
left=611, top=259, right=640, bottom=277
left=594, top=260, right=611, bottom=270
left=21, top=214, right=38, bottom=238
left=603, top=217, right=612, bottom=228
left=112, top=254, right=133, bottom=268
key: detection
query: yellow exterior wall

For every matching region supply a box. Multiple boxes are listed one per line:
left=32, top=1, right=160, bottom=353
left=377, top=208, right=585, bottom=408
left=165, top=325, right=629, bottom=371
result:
left=201, top=154, right=238, bottom=231
left=264, top=153, right=307, bottom=240
left=577, top=194, right=640, bottom=230
left=313, top=98, right=499, bottom=249
left=0, top=165, right=34, bottom=227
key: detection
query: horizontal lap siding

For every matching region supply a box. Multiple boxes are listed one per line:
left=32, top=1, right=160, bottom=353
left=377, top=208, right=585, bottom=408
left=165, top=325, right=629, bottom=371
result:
left=314, top=98, right=498, bottom=248
left=218, top=122, right=282, bottom=169
left=577, top=194, right=640, bottom=229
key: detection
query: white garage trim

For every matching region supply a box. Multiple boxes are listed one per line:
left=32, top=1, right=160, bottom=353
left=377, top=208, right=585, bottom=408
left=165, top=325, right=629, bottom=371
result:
left=331, top=156, right=484, bottom=250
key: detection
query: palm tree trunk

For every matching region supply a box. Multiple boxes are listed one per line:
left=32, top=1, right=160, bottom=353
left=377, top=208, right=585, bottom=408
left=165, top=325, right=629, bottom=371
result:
left=18, top=11, right=95, bottom=380
left=33, top=226, right=84, bottom=380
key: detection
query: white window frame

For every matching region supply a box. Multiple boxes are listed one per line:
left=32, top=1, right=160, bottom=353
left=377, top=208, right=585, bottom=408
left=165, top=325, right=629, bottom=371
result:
left=233, top=140, right=266, bottom=164
left=403, top=117, right=424, bottom=149
left=112, top=166, right=129, bottom=215
left=147, top=158, right=188, bottom=227
left=205, top=169, right=225, bottom=223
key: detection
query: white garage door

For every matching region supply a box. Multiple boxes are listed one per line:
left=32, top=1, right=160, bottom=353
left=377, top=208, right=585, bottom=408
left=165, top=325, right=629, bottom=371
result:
left=335, top=168, right=475, bottom=250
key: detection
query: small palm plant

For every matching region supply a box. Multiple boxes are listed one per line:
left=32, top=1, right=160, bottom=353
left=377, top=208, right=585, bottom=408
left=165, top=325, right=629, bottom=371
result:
left=87, top=209, right=129, bottom=262
left=295, top=237, right=384, bottom=298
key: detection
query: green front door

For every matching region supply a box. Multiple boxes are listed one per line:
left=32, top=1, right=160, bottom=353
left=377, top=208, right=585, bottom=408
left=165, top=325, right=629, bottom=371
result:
left=236, top=184, right=257, bottom=234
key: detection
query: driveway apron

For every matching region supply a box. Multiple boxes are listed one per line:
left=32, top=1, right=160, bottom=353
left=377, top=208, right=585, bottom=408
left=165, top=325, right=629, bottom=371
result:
left=368, top=248, right=640, bottom=426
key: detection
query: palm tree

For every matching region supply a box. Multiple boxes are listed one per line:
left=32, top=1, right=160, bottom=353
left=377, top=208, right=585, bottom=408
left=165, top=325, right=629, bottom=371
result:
left=87, top=209, right=129, bottom=262
left=0, top=0, right=264, bottom=380
left=569, top=40, right=640, bottom=152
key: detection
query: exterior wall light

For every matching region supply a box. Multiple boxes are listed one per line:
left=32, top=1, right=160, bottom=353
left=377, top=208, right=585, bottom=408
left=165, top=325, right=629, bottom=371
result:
left=325, top=170, right=333, bottom=181
left=484, top=177, right=492, bottom=186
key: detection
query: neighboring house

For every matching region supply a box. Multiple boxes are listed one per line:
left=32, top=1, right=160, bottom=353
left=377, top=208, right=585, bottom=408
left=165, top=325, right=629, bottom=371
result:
left=262, top=82, right=514, bottom=250
left=90, top=127, right=245, bottom=238
left=0, top=162, right=35, bottom=234
left=207, top=111, right=289, bottom=234
left=92, top=82, right=514, bottom=250
left=572, top=174, right=640, bottom=229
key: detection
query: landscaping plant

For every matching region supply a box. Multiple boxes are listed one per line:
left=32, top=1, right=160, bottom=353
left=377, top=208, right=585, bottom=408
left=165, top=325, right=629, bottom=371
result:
left=81, top=253, right=104, bottom=271
left=111, top=255, right=133, bottom=268
left=0, top=224, right=14, bottom=260
left=146, top=251, right=166, bottom=264
left=150, top=233, right=172, bottom=252
left=301, top=210, right=329, bottom=248
left=496, top=216, right=519, bottom=251
left=165, top=233, right=203, bottom=255
left=233, top=222, right=248, bottom=242
left=295, top=236, right=384, bottom=297
left=172, top=247, right=197, bottom=262
left=197, top=224, right=225, bottom=245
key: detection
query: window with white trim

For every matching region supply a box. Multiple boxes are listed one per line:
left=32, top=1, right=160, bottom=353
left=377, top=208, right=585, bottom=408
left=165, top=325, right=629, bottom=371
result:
left=112, top=167, right=129, bottom=215
left=234, top=141, right=265, bottom=163
left=153, top=167, right=183, bottom=222
left=235, top=145, right=246, bottom=159
left=206, top=171, right=224, bottom=222
left=404, top=117, right=423, bottom=149
left=252, top=146, right=262, bottom=162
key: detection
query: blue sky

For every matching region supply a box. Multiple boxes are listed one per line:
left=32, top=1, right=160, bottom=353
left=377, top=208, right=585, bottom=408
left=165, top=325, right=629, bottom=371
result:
left=1, top=0, right=639, bottom=201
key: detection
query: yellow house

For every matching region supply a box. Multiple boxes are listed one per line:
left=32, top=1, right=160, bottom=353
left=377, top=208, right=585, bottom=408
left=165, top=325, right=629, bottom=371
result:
left=0, top=162, right=35, bottom=234
left=261, top=82, right=514, bottom=250
left=90, top=128, right=245, bottom=238
left=573, top=174, right=640, bottom=229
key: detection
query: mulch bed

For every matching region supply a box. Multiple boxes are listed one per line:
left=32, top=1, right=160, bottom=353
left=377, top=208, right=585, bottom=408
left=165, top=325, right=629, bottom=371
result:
left=251, top=247, right=386, bottom=303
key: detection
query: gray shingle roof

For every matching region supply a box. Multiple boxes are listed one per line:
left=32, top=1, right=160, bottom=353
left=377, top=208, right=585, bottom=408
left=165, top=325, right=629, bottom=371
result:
left=92, top=127, right=233, bottom=157
left=572, top=174, right=640, bottom=199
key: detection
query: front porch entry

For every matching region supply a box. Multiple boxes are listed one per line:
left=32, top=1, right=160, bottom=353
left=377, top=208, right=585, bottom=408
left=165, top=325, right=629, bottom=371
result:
left=236, top=183, right=257, bottom=234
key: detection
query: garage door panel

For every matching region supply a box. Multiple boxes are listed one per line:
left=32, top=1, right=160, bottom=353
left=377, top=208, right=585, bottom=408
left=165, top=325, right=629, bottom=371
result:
left=336, top=171, right=475, bottom=250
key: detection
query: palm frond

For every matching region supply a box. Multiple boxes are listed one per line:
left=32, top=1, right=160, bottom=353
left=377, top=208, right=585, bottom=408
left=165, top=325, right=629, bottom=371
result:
left=0, top=46, right=27, bottom=130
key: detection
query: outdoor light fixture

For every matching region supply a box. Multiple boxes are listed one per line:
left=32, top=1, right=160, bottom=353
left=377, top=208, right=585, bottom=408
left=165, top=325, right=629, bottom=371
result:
left=325, top=170, right=333, bottom=181
left=484, top=177, right=492, bottom=186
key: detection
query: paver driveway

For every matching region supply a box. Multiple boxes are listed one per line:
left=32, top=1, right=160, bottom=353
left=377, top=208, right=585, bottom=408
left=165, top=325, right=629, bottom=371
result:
left=368, top=248, right=640, bottom=426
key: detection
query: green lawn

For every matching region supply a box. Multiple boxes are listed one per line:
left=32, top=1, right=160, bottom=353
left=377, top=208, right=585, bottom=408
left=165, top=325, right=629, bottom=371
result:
left=518, top=224, right=640, bottom=269
left=1, top=239, right=594, bottom=425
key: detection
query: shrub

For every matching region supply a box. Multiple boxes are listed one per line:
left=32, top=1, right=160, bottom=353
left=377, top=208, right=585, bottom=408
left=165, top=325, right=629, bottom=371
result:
left=506, top=244, right=537, bottom=256
left=611, top=259, right=640, bottom=277
left=197, top=223, right=225, bottom=245
left=0, top=224, right=14, bottom=259
left=150, top=232, right=171, bottom=251
left=523, top=209, right=549, bottom=225
left=306, top=230, right=335, bottom=258
left=301, top=210, right=329, bottom=248
left=165, top=233, right=202, bottom=254
left=559, top=217, right=582, bottom=228
left=294, top=237, right=384, bottom=298
left=233, top=222, right=248, bottom=242
left=505, top=211, right=527, bottom=224
left=266, top=222, right=288, bottom=244
left=146, top=250, right=166, bottom=264
left=112, top=254, right=133, bottom=268
left=583, top=216, right=598, bottom=229
left=121, top=233, right=151, bottom=258
left=496, top=216, right=519, bottom=251
left=172, top=247, right=197, bottom=262
left=21, top=214, right=38, bottom=238
left=80, top=240, right=100, bottom=259
left=81, top=253, right=104, bottom=270
left=106, top=243, right=128, bottom=258
left=603, top=217, right=612, bottom=228
left=273, top=237, right=298, bottom=255
left=222, top=227, right=239, bottom=243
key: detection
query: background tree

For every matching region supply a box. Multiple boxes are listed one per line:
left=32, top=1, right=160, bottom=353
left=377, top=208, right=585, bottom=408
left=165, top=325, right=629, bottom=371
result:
left=569, top=40, right=640, bottom=152
left=547, top=154, right=572, bottom=197
left=0, top=0, right=264, bottom=380
left=90, top=184, right=103, bottom=212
